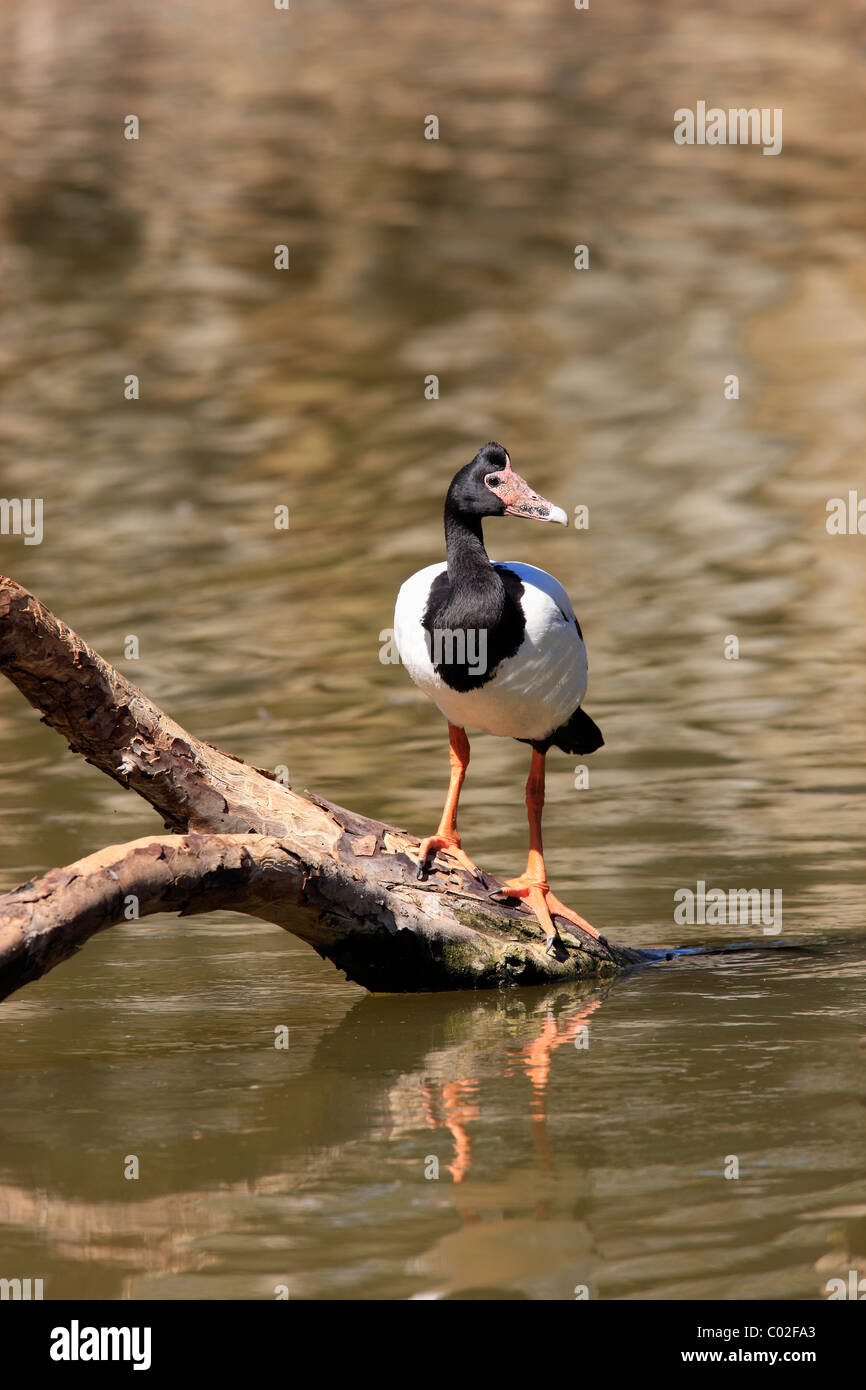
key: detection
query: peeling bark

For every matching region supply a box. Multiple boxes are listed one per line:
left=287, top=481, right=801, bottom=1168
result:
left=0, top=576, right=646, bottom=1000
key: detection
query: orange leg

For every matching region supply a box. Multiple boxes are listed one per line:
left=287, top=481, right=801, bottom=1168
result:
left=417, top=724, right=484, bottom=881
left=490, top=750, right=605, bottom=952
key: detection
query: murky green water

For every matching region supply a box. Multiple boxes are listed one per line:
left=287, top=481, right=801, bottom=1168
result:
left=0, top=0, right=864, bottom=1299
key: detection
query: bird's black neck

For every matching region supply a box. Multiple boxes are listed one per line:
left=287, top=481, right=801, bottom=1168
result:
left=444, top=504, right=501, bottom=593
left=444, top=500, right=505, bottom=631
left=425, top=500, right=523, bottom=692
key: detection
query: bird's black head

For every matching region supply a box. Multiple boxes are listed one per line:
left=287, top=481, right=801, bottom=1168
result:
left=445, top=442, right=568, bottom=524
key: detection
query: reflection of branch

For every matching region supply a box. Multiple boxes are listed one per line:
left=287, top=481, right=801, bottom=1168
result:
left=1, top=989, right=610, bottom=1294
left=0, top=576, right=644, bottom=1000
left=0, top=1180, right=223, bottom=1288
left=0, top=1156, right=344, bottom=1298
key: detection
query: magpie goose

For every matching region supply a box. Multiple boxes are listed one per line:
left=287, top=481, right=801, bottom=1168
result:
left=394, top=442, right=605, bottom=953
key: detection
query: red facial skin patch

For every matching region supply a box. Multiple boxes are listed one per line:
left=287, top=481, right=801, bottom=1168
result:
left=484, top=470, right=557, bottom=519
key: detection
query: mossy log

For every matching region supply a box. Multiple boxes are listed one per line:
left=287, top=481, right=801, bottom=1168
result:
left=0, top=576, right=647, bottom=1001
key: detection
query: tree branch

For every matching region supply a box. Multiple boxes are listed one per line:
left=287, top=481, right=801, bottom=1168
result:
left=0, top=576, right=646, bottom=999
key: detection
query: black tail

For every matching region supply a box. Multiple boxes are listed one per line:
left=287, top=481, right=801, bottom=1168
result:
left=521, top=706, right=604, bottom=756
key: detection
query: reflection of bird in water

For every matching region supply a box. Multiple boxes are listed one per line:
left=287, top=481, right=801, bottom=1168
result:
left=394, top=442, right=606, bottom=954
left=421, top=1080, right=480, bottom=1186
left=422, top=997, right=601, bottom=1187
left=410, top=997, right=603, bottom=1298
left=509, top=998, right=603, bottom=1185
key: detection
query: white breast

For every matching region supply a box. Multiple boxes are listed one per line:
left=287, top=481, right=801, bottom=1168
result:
left=393, top=561, right=588, bottom=741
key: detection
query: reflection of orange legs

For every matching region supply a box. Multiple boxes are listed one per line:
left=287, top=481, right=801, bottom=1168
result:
left=491, top=750, right=604, bottom=952
left=421, top=1079, right=478, bottom=1185
left=441, top=1080, right=478, bottom=1184
left=417, top=724, right=483, bottom=881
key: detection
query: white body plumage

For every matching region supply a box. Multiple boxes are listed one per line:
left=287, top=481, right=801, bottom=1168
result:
left=394, top=560, right=587, bottom=741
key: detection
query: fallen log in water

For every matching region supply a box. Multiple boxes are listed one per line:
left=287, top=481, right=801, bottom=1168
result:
left=0, top=576, right=646, bottom=1001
